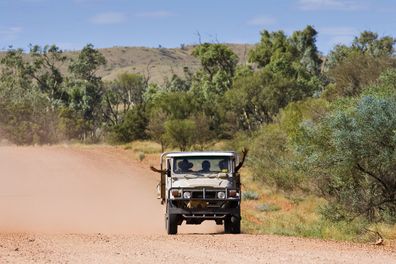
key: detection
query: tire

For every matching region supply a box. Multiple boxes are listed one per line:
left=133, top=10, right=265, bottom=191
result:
left=230, top=215, right=241, bottom=234
left=224, top=215, right=240, bottom=234
left=166, top=213, right=178, bottom=235
left=224, top=217, right=232, bottom=233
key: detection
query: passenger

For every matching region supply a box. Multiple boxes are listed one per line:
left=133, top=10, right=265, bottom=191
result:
left=218, top=160, right=228, bottom=172
left=200, top=160, right=211, bottom=172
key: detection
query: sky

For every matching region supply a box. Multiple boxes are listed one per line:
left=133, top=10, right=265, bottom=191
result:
left=1, top=0, right=396, bottom=54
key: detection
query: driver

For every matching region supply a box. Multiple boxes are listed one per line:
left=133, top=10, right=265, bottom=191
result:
left=178, top=159, right=193, bottom=172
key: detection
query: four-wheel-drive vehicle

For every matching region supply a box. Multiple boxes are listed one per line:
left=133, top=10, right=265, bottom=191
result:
left=152, top=150, right=247, bottom=235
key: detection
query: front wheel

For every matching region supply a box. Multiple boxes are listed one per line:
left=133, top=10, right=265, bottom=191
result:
left=166, top=213, right=178, bottom=235
left=224, top=216, right=240, bottom=234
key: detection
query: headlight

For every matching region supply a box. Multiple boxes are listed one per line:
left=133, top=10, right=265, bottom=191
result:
left=171, top=190, right=181, bottom=198
left=183, top=191, right=191, bottom=199
left=228, top=190, right=239, bottom=197
left=217, top=191, right=226, bottom=199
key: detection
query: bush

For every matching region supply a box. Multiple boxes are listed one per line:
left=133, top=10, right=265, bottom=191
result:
left=164, top=119, right=196, bottom=151
left=242, top=191, right=260, bottom=200
left=106, top=105, right=148, bottom=144
left=250, top=124, right=303, bottom=191
left=299, top=95, right=396, bottom=222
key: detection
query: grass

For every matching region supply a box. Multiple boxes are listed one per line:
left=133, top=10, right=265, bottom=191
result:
left=122, top=140, right=162, bottom=154
left=240, top=168, right=396, bottom=244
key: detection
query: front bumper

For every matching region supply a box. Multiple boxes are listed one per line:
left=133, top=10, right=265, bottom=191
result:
left=167, top=187, right=240, bottom=219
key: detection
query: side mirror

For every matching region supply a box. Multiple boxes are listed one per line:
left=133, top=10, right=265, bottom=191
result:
left=166, top=169, right=171, bottom=177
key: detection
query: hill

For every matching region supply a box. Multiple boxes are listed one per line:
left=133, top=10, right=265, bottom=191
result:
left=96, top=43, right=253, bottom=83
left=0, top=44, right=253, bottom=84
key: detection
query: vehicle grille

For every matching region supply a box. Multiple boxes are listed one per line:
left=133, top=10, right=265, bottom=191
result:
left=191, top=190, right=217, bottom=199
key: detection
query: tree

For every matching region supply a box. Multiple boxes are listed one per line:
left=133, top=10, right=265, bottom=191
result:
left=0, top=46, right=61, bottom=144
left=227, top=25, right=324, bottom=132
left=27, top=45, right=68, bottom=105
left=192, top=43, right=238, bottom=96
left=66, top=44, right=106, bottom=141
left=146, top=109, right=168, bottom=151
left=324, top=54, right=396, bottom=99
left=192, top=112, right=214, bottom=149
left=107, top=105, right=148, bottom=143
left=69, top=43, right=106, bottom=83
left=103, top=73, right=147, bottom=126
left=325, top=31, right=395, bottom=71
left=225, top=67, right=321, bottom=131
left=353, top=31, right=395, bottom=57
left=323, top=31, right=396, bottom=100
left=248, top=25, right=321, bottom=75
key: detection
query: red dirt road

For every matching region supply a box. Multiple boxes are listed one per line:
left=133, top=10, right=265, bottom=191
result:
left=0, top=145, right=395, bottom=263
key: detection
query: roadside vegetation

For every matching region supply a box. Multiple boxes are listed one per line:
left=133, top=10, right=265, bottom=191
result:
left=1, top=26, right=395, bottom=243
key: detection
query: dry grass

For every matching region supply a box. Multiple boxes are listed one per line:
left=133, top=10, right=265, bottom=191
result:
left=240, top=169, right=396, bottom=244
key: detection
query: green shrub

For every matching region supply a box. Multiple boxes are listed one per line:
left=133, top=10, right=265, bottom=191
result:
left=256, top=203, right=281, bottom=212
left=242, top=191, right=260, bottom=200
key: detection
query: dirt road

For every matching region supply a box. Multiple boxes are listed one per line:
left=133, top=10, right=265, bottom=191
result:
left=0, top=145, right=395, bottom=263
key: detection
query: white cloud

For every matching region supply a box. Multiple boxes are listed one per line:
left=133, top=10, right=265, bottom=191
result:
left=320, top=26, right=357, bottom=36
left=135, top=11, right=174, bottom=18
left=0, top=26, right=23, bottom=41
left=319, top=26, right=358, bottom=46
left=90, top=12, right=126, bottom=25
left=298, top=0, right=364, bottom=11
left=247, top=16, right=276, bottom=26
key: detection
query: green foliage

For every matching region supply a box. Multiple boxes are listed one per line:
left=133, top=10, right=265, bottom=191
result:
left=106, top=105, right=148, bottom=143
left=0, top=48, right=62, bottom=144
left=66, top=44, right=106, bottom=141
left=353, top=31, right=395, bottom=57
left=325, top=31, right=395, bottom=71
left=298, top=95, right=396, bottom=222
left=103, top=73, right=147, bottom=126
left=164, top=119, right=196, bottom=151
left=250, top=123, right=301, bottom=191
left=0, top=82, right=59, bottom=144
left=146, top=109, right=168, bottom=151
left=226, top=26, right=324, bottom=132
left=248, top=98, right=329, bottom=192
left=248, top=25, right=321, bottom=75
left=150, top=91, right=199, bottom=120
left=69, top=43, right=106, bottom=83
left=28, top=44, right=68, bottom=104
left=225, top=68, right=321, bottom=131
left=324, top=54, right=396, bottom=99
left=164, top=72, right=192, bottom=92
left=192, top=43, right=238, bottom=97
left=256, top=203, right=281, bottom=212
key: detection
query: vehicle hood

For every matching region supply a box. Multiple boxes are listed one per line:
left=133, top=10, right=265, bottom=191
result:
left=171, top=177, right=232, bottom=188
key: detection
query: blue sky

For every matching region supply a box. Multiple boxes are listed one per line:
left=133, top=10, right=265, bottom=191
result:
left=1, top=0, right=395, bottom=54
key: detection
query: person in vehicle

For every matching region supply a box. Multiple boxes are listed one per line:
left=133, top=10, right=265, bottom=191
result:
left=200, top=160, right=211, bottom=172
left=218, top=159, right=228, bottom=172
left=178, top=159, right=193, bottom=172
left=218, top=148, right=248, bottom=173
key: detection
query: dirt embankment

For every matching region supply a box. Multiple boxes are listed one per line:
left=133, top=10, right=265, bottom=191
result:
left=0, top=145, right=394, bottom=263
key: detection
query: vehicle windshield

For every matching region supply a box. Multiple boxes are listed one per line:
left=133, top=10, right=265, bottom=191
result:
left=173, top=156, right=230, bottom=174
